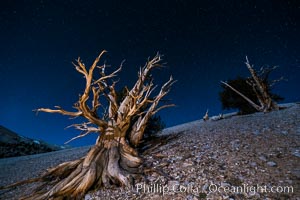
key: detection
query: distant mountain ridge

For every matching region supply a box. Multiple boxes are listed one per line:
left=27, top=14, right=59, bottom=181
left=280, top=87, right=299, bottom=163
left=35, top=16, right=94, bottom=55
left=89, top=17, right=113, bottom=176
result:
left=0, top=125, right=66, bottom=158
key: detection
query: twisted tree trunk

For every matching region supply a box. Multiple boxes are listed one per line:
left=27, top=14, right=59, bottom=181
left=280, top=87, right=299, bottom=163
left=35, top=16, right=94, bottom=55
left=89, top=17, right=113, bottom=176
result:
left=27, top=134, right=139, bottom=200
left=0, top=51, right=175, bottom=199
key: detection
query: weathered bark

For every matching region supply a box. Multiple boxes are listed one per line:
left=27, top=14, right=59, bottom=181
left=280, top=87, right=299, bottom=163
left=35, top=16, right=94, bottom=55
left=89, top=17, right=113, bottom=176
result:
left=0, top=51, right=175, bottom=199
left=244, top=56, right=279, bottom=112
left=20, top=134, right=140, bottom=200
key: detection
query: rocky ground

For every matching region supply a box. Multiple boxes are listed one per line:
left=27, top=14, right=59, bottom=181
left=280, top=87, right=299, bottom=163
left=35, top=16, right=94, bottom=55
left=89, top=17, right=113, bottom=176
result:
left=0, top=103, right=299, bottom=199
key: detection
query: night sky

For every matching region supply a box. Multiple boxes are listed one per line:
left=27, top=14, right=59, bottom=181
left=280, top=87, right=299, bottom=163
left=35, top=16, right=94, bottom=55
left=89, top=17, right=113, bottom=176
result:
left=1, top=0, right=299, bottom=146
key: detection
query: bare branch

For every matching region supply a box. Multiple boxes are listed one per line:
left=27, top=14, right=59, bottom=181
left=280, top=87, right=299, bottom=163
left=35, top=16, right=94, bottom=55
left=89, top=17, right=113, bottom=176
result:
left=64, top=131, right=96, bottom=144
left=117, top=54, right=164, bottom=120
left=153, top=103, right=176, bottom=115
left=269, top=76, right=286, bottom=87
left=221, top=81, right=262, bottom=111
left=245, top=56, right=263, bottom=94
left=93, top=65, right=122, bottom=85
left=64, top=122, right=102, bottom=144
left=34, top=107, right=82, bottom=117
left=91, top=86, right=101, bottom=112
left=129, top=76, right=176, bottom=146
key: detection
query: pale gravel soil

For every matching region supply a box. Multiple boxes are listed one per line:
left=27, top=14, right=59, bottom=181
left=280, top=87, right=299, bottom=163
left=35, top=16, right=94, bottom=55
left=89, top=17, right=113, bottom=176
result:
left=0, top=146, right=90, bottom=199
left=1, top=103, right=299, bottom=200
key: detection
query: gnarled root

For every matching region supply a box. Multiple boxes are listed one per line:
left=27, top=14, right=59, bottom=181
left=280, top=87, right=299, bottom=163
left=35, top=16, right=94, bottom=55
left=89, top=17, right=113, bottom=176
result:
left=15, top=139, right=142, bottom=200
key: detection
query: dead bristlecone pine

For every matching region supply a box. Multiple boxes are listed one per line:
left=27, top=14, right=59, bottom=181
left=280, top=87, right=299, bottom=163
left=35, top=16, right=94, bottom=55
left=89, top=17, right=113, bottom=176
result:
left=0, top=50, right=175, bottom=200
left=203, top=109, right=209, bottom=121
left=221, top=56, right=283, bottom=113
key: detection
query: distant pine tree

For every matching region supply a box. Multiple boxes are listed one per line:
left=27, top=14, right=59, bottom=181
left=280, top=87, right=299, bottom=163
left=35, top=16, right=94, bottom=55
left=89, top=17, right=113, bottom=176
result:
left=219, top=76, right=284, bottom=114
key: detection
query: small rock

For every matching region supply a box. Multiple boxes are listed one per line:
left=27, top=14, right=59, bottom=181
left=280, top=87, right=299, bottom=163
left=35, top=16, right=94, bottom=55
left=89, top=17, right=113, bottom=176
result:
left=230, top=139, right=240, bottom=150
left=186, top=194, right=194, bottom=200
left=248, top=191, right=260, bottom=198
left=153, top=153, right=165, bottom=158
left=182, top=161, right=193, bottom=167
left=84, top=194, right=92, bottom=200
left=267, top=161, right=277, bottom=167
left=253, top=130, right=260, bottom=135
left=152, top=194, right=161, bottom=199
left=210, top=154, right=217, bottom=159
left=202, top=144, right=210, bottom=150
left=292, top=150, right=300, bottom=158
left=250, top=162, right=257, bottom=167
left=262, top=126, right=271, bottom=132
left=296, top=127, right=300, bottom=135
left=175, top=156, right=183, bottom=160
left=259, top=156, right=267, bottom=162
left=291, top=169, right=300, bottom=179
left=202, top=183, right=209, bottom=191
left=281, top=130, right=288, bottom=135
left=148, top=176, right=157, bottom=182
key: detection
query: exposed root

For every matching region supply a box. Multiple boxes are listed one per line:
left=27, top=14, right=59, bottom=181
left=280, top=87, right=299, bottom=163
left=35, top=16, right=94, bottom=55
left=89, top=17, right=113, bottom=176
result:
left=0, top=134, right=178, bottom=199
left=0, top=139, right=143, bottom=200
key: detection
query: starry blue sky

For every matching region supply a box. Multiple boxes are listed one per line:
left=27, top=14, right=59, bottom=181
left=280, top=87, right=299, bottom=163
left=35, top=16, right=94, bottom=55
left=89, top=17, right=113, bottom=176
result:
left=0, top=0, right=299, bottom=146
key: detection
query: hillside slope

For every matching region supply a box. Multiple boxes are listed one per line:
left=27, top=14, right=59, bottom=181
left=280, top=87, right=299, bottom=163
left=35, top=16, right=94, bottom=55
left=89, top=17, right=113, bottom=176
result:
left=0, top=103, right=299, bottom=199
left=0, top=126, right=64, bottom=158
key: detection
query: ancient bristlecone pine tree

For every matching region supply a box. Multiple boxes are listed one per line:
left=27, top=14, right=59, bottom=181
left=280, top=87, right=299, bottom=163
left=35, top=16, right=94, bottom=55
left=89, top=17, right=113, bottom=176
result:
left=16, top=51, right=175, bottom=199
left=221, top=57, right=282, bottom=113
